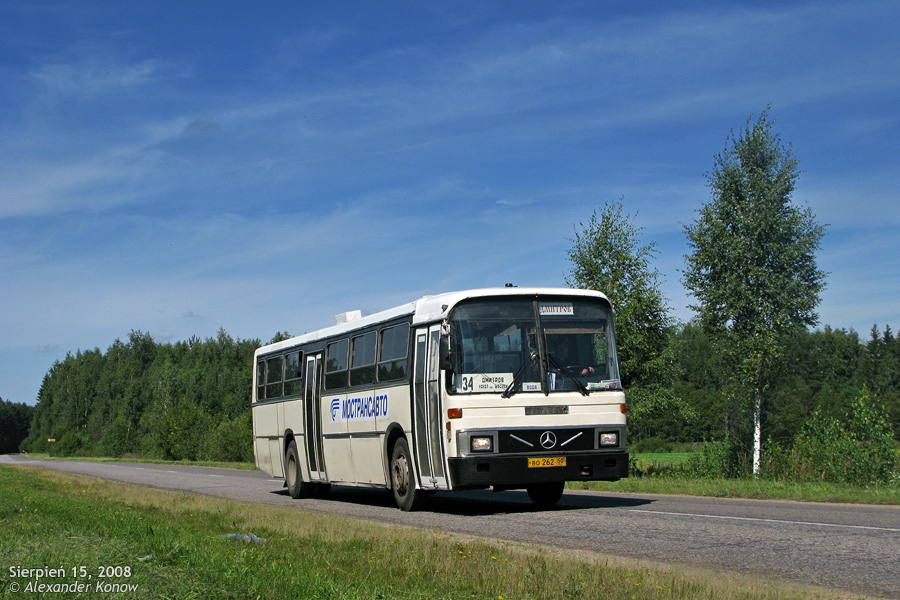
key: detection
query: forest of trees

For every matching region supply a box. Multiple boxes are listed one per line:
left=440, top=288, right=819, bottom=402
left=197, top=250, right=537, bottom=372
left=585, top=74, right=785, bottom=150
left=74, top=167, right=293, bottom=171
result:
left=9, top=320, right=898, bottom=463
left=0, top=398, right=34, bottom=454
left=20, top=329, right=260, bottom=462
left=634, top=323, right=900, bottom=446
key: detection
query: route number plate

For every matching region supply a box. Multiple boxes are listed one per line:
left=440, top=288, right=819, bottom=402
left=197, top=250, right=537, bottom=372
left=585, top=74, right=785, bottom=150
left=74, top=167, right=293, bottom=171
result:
left=527, top=456, right=566, bottom=468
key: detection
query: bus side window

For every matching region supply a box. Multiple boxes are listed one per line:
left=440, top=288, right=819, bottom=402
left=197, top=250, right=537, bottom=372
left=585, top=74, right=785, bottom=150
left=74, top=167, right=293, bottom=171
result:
left=256, top=360, right=266, bottom=401
left=350, top=332, right=377, bottom=386
left=378, top=323, right=410, bottom=381
left=283, top=351, right=303, bottom=396
left=325, top=339, right=349, bottom=390
left=266, top=356, right=284, bottom=399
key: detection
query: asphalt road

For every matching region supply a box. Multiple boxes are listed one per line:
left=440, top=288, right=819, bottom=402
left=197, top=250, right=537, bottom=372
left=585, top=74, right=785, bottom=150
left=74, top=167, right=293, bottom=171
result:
left=3, top=454, right=898, bottom=598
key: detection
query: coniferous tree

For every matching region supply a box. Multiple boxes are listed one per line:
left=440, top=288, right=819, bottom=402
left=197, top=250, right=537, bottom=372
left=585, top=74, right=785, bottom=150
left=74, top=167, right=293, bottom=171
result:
left=0, top=398, right=35, bottom=453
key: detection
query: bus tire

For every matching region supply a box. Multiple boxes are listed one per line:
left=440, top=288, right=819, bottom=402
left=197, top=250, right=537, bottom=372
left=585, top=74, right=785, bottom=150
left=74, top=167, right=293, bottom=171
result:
left=526, top=481, right=565, bottom=506
left=390, top=438, right=422, bottom=511
left=285, top=440, right=311, bottom=499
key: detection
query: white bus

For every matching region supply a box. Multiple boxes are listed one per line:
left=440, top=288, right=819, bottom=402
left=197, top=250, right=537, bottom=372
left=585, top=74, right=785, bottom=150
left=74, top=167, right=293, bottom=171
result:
left=252, top=287, right=628, bottom=510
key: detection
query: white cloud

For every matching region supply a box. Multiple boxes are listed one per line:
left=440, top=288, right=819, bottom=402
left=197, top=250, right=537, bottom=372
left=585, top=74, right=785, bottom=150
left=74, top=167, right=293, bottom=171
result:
left=797, top=169, right=900, bottom=230
left=29, top=58, right=161, bottom=96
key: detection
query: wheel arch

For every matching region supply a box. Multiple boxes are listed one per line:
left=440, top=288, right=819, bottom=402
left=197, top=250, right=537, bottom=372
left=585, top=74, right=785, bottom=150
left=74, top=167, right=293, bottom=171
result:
left=383, top=422, right=407, bottom=489
left=283, top=429, right=296, bottom=458
left=280, top=429, right=296, bottom=480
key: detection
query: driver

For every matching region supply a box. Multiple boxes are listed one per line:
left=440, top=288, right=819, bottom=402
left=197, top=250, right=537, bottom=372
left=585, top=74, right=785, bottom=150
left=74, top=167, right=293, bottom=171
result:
left=548, top=338, right=596, bottom=377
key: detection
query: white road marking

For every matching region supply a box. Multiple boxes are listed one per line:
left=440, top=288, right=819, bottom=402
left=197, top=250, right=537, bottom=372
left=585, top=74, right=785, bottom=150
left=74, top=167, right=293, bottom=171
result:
left=629, top=509, right=900, bottom=532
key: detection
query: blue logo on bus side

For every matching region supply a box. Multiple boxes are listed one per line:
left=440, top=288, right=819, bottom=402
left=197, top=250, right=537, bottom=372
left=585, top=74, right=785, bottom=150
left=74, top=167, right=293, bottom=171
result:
left=330, top=399, right=341, bottom=421
left=329, top=393, right=389, bottom=422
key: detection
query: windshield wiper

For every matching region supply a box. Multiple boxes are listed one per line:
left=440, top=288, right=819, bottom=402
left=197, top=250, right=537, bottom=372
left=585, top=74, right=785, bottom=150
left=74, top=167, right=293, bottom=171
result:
left=501, top=350, right=538, bottom=399
left=546, top=354, right=589, bottom=396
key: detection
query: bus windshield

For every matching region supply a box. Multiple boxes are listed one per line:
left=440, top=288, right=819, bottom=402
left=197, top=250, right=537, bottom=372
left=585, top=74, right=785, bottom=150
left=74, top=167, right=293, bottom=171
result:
left=447, top=297, right=620, bottom=395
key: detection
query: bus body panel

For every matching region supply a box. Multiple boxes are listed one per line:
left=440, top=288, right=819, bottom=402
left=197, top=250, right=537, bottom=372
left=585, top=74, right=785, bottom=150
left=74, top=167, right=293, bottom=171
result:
left=252, top=401, right=283, bottom=477
left=321, top=389, right=354, bottom=484
left=379, top=385, right=412, bottom=440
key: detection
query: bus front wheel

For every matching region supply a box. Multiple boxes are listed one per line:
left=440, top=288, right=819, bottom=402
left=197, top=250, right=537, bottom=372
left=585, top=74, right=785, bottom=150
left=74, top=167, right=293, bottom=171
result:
left=526, top=481, right=565, bottom=506
left=390, top=438, right=423, bottom=511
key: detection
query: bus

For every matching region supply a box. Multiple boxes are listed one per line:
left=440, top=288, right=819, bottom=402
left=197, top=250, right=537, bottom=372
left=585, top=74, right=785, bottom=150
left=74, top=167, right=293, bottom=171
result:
left=252, top=287, right=628, bottom=511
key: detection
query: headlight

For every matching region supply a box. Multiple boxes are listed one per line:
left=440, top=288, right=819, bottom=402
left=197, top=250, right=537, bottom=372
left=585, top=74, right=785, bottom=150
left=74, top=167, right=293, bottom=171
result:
left=599, top=432, right=618, bottom=447
left=471, top=436, right=493, bottom=452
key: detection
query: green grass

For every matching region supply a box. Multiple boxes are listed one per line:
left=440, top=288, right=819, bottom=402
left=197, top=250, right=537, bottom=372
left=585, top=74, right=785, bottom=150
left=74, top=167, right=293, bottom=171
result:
left=570, top=452, right=900, bottom=505
left=631, top=452, right=694, bottom=468
left=0, top=465, right=868, bottom=600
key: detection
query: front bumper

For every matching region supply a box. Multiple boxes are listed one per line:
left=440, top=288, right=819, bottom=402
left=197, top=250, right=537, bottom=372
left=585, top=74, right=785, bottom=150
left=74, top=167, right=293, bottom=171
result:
left=447, top=450, right=628, bottom=489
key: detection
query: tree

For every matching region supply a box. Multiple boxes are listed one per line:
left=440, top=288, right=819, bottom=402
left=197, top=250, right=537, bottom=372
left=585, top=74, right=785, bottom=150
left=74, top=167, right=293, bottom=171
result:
left=23, top=328, right=260, bottom=460
left=269, top=331, right=292, bottom=344
left=0, top=398, right=35, bottom=453
left=682, top=109, right=827, bottom=473
left=565, top=198, right=675, bottom=388
left=566, top=199, right=690, bottom=441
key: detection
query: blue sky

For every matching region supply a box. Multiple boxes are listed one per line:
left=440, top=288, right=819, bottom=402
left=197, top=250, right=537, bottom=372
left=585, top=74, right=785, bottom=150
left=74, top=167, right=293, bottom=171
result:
left=2, top=1, right=898, bottom=405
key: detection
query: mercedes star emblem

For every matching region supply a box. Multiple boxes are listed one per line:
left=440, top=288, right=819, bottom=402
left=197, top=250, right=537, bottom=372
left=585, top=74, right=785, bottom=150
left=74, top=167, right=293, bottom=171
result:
left=539, top=431, right=557, bottom=449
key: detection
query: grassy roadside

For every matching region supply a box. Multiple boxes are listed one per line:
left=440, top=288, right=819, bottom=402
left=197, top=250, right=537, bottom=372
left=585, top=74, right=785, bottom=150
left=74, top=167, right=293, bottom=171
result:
left=0, top=466, right=873, bottom=600
left=569, top=452, right=900, bottom=505
left=570, top=477, right=900, bottom=505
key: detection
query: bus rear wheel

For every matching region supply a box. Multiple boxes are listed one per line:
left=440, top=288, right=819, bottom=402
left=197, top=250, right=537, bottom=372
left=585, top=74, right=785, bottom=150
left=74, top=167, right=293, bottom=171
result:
left=390, top=438, right=423, bottom=511
left=526, top=481, right=565, bottom=506
left=285, top=440, right=312, bottom=499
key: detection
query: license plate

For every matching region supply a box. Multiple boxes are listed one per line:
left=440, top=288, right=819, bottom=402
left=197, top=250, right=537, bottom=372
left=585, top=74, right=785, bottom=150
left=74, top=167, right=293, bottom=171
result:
left=527, top=456, right=566, bottom=468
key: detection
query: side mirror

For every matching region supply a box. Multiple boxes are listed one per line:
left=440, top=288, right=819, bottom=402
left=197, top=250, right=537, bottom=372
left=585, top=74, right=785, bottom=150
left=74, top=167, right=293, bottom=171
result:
left=439, top=335, right=453, bottom=371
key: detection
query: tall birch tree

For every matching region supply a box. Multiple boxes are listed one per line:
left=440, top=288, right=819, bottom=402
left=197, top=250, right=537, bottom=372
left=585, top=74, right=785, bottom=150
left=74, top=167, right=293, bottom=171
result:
left=683, top=109, right=826, bottom=473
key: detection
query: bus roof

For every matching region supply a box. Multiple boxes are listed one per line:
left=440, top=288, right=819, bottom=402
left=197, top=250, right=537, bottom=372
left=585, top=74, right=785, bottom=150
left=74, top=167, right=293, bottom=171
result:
left=255, top=287, right=611, bottom=356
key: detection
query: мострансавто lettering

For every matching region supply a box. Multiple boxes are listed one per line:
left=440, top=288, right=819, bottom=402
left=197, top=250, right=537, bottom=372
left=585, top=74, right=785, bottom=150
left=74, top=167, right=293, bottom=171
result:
left=330, top=393, right=389, bottom=422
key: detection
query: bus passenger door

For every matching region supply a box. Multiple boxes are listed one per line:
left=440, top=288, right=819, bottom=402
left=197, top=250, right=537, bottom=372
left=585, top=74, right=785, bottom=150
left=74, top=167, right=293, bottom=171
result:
left=413, top=325, right=448, bottom=490
left=304, top=354, right=327, bottom=482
